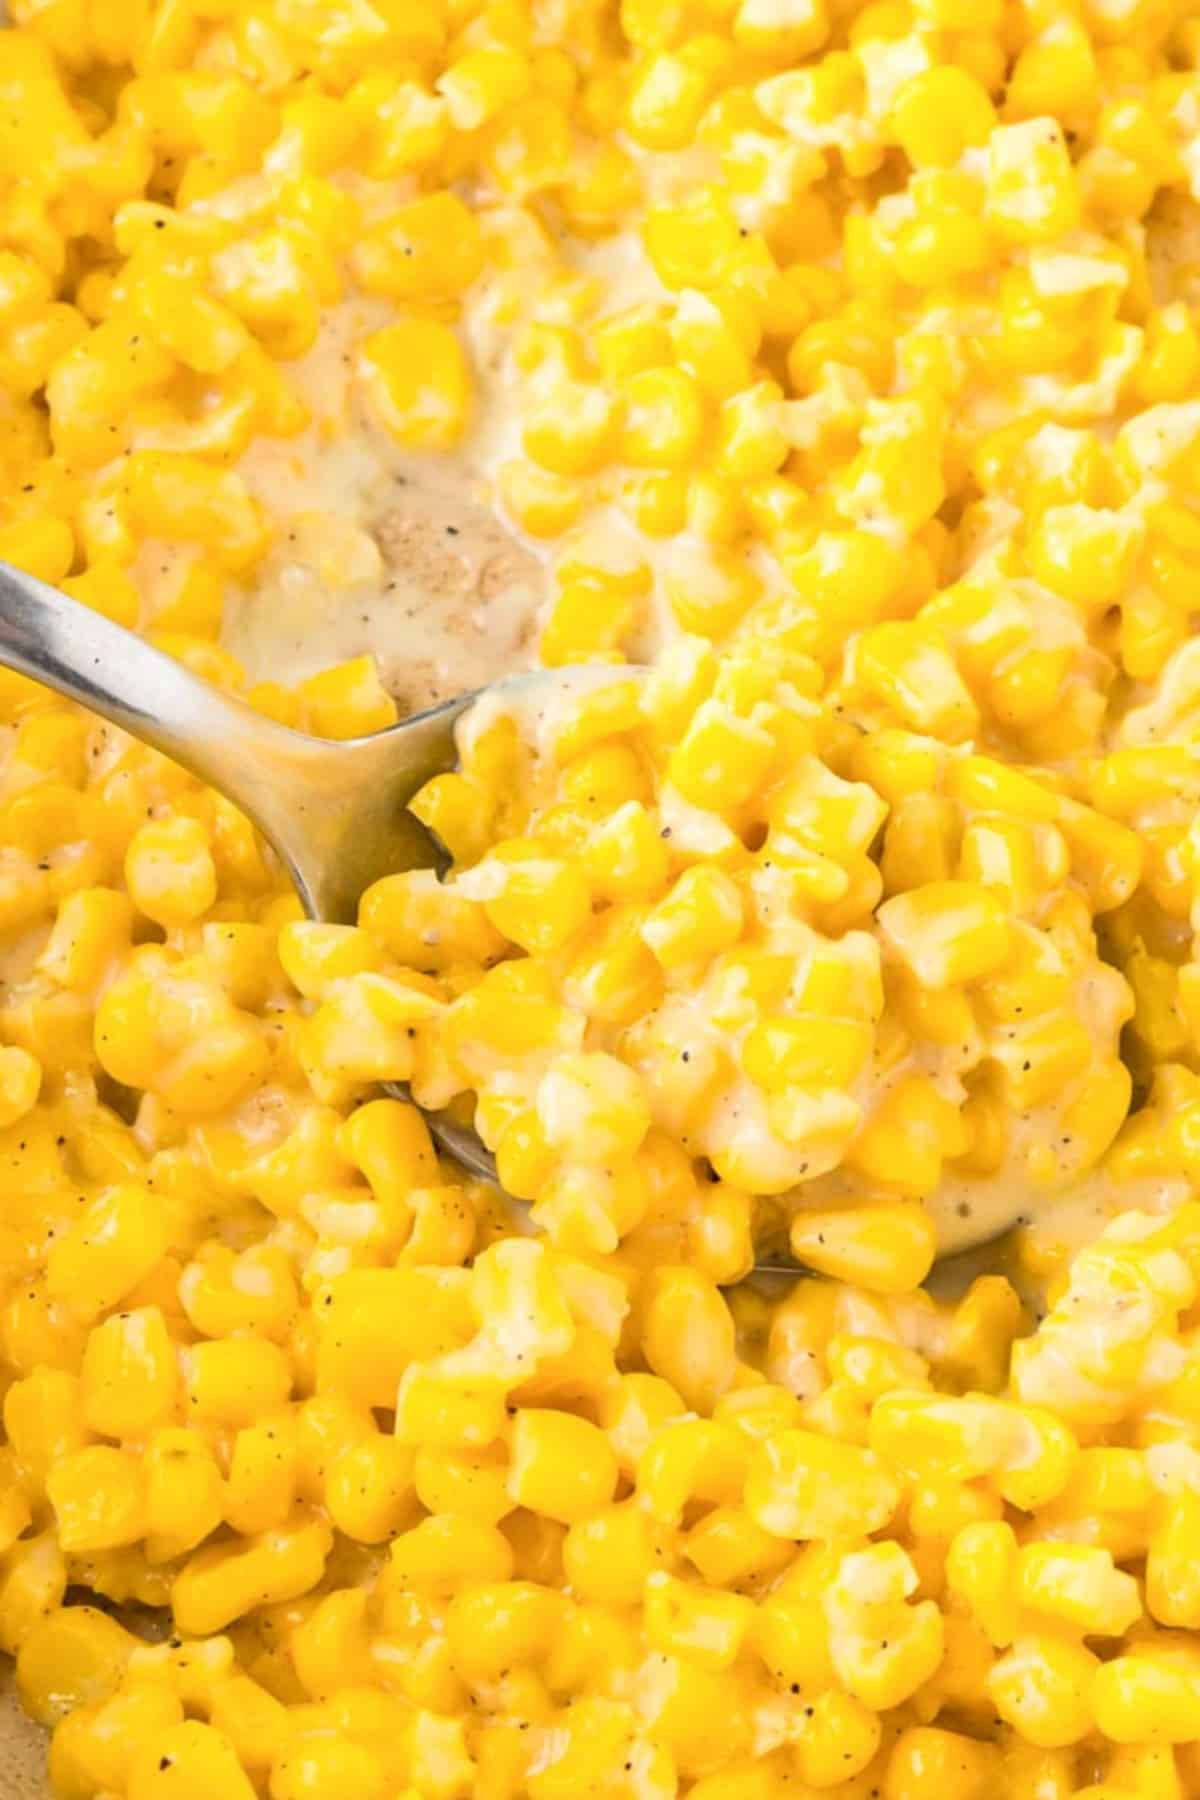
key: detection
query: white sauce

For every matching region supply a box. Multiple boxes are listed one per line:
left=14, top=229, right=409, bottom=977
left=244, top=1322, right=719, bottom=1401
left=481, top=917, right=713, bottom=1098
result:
left=225, top=298, right=542, bottom=711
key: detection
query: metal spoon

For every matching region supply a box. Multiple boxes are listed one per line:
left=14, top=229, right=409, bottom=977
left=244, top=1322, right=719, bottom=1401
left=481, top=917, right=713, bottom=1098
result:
left=0, top=556, right=513, bottom=1182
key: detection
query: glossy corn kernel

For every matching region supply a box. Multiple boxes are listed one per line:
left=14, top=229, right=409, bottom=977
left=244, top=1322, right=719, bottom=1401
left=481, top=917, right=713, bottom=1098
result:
left=358, top=319, right=473, bottom=450
left=877, top=882, right=1012, bottom=990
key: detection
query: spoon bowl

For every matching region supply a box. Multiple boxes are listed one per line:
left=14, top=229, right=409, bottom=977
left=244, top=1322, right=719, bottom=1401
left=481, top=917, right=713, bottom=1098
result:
left=0, top=558, right=584, bottom=1182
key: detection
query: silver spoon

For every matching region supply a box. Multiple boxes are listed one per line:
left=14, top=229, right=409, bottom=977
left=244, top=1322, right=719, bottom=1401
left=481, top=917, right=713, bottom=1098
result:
left=0, top=556, right=513, bottom=1182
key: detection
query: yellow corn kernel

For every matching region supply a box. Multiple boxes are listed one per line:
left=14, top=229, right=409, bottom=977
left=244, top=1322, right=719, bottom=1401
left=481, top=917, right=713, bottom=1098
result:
left=0, top=1530, right=66, bottom=1657
left=640, top=1266, right=739, bottom=1414
left=361, top=868, right=505, bottom=968
left=497, top=458, right=585, bottom=538
left=299, top=655, right=397, bottom=738
left=225, top=1420, right=298, bottom=1537
left=172, top=1514, right=332, bottom=1637
left=125, top=814, right=217, bottom=927
left=144, top=1428, right=225, bottom=1563
left=788, top=1203, right=937, bottom=1293
left=270, top=1736, right=388, bottom=1800
left=561, top=744, right=651, bottom=817
left=326, top=1436, right=416, bottom=1543
left=124, top=1633, right=235, bottom=1712
left=179, top=1245, right=299, bottom=1342
left=1135, top=302, right=1200, bottom=405
left=340, top=1093, right=438, bottom=1202
left=621, top=366, right=705, bottom=468
left=824, top=1540, right=945, bottom=1710
left=746, top=1428, right=899, bottom=1540
left=945, top=1519, right=1015, bottom=1653
left=662, top=546, right=759, bottom=641
left=535, top=1051, right=650, bottom=1163
left=621, top=470, right=688, bottom=536
left=81, top=1306, right=177, bottom=1438
left=743, top=1014, right=873, bottom=1094
left=290, top=1588, right=376, bottom=1702
left=394, top=1356, right=510, bottom=1452
left=97, top=963, right=270, bottom=1116
left=564, top=1503, right=664, bottom=1606
left=352, top=191, right=484, bottom=301
left=410, top=771, right=494, bottom=866
left=668, top=292, right=755, bottom=406
left=644, top=1571, right=755, bottom=1670
left=1027, top=503, right=1143, bottom=608
left=38, top=887, right=133, bottom=992
left=1092, top=1652, right=1200, bottom=1745
left=791, top=1687, right=882, bottom=1786
left=182, top=1336, right=292, bottom=1427
left=387, top=1515, right=513, bottom=1598
left=639, top=865, right=742, bottom=970
left=47, top=1445, right=147, bottom=1553
left=126, top=1719, right=258, bottom=1800
left=46, top=1184, right=167, bottom=1323
left=884, top=1727, right=1001, bottom=1800
left=985, top=120, right=1080, bottom=244
left=479, top=841, right=593, bottom=953
left=768, top=754, right=886, bottom=860
left=16, top=1605, right=136, bottom=1727
left=298, top=970, right=438, bottom=1093
left=49, top=1684, right=185, bottom=1797
left=208, top=1675, right=289, bottom=1774
left=878, top=882, right=1012, bottom=989
left=412, top=1443, right=508, bottom=1525
left=1017, top=1542, right=1142, bottom=1637
left=626, top=51, right=712, bottom=153
left=988, top=1634, right=1099, bottom=1748
left=891, top=66, right=995, bottom=166
left=681, top=1505, right=789, bottom=1589
left=667, top=699, right=775, bottom=813
left=317, top=1266, right=473, bottom=1412
left=0, top=509, right=74, bottom=582
left=1007, top=21, right=1098, bottom=123
left=123, top=453, right=267, bottom=572
left=539, top=575, right=638, bottom=664
left=0, top=1043, right=40, bottom=1128
left=359, top=319, right=473, bottom=450
left=548, top=678, right=645, bottom=766
left=445, top=1580, right=562, bottom=1681
left=524, top=379, right=618, bottom=477
left=1058, top=801, right=1142, bottom=915
left=507, top=1410, right=619, bottom=1524
left=4, top=1367, right=90, bottom=1493
left=276, top=922, right=378, bottom=1000
left=847, top=1075, right=968, bottom=1195
left=438, top=46, right=532, bottom=128
left=582, top=801, right=670, bottom=903
left=1147, top=1486, right=1200, bottom=1629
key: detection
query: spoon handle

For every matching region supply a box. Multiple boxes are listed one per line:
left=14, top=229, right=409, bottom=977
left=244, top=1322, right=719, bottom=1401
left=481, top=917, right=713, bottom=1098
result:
left=0, top=557, right=287, bottom=787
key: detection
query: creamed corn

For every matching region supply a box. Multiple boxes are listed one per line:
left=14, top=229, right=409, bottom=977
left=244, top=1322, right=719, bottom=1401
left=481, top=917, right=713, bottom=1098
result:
left=3, top=0, right=1200, bottom=1796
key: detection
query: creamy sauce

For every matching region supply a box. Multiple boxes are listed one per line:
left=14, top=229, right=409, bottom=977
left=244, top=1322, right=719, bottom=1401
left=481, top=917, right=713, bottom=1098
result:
left=1147, top=188, right=1200, bottom=309
left=0, top=1666, right=47, bottom=1800
left=225, top=299, right=543, bottom=712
